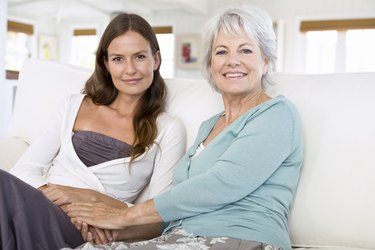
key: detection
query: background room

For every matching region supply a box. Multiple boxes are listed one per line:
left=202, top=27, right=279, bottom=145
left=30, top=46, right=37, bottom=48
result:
left=1, top=0, right=375, bottom=136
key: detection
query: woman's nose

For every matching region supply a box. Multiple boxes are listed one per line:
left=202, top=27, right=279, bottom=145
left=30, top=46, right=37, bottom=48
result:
left=124, top=60, right=136, bottom=75
left=226, top=52, right=240, bottom=67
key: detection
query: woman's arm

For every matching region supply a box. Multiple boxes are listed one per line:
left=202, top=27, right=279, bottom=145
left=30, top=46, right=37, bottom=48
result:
left=154, top=104, right=300, bottom=222
left=9, top=96, right=70, bottom=187
left=40, top=183, right=128, bottom=209
left=111, top=223, right=162, bottom=241
left=75, top=221, right=162, bottom=244
left=67, top=199, right=162, bottom=230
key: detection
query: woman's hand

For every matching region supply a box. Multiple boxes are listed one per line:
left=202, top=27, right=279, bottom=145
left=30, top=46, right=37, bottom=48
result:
left=66, top=199, right=162, bottom=230
left=39, top=183, right=128, bottom=210
left=40, top=184, right=94, bottom=206
left=111, top=224, right=162, bottom=241
left=67, top=202, right=128, bottom=230
left=75, top=221, right=113, bottom=245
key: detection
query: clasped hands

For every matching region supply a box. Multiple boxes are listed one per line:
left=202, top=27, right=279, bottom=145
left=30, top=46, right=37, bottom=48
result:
left=38, top=183, right=128, bottom=244
left=68, top=203, right=128, bottom=245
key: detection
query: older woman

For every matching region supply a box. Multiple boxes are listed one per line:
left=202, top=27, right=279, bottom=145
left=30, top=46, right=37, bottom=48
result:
left=67, top=5, right=303, bottom=250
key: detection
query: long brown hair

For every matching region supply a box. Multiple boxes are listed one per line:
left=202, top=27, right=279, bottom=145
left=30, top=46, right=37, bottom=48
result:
left=83, top=13, right=166, bottom=164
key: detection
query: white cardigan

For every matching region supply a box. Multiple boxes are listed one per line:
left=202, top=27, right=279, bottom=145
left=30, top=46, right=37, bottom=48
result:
left=10, top=94, right=186, bottom=203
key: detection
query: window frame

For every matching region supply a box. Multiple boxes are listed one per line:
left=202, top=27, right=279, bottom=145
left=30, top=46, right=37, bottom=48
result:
left=5, top=19, right=35, bottom=79
left=300, top=18, right=375, bottom=74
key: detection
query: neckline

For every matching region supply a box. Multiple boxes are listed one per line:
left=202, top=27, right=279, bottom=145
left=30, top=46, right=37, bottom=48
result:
left=73, top=130, right=132, bottom=148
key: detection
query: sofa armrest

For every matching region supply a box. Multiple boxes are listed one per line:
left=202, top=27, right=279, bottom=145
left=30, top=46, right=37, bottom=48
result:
left=0, top=137, right=29, bottom=171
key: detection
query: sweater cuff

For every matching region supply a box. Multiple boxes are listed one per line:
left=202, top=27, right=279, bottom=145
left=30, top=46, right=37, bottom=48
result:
left=154, top=192, right=171, bottom=222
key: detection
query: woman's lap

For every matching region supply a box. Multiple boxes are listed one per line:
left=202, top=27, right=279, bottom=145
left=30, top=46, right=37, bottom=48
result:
left=0, top=169, right=84, bottom=249
left=68, top=228, right=282, bottom=250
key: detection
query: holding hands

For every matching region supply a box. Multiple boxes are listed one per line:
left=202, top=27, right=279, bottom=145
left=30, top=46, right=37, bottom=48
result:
left=39, top=184, right=96, bottom=206
left=67, top=202, right=127, bottom=230
left=39, top=184, right=133, bottom=244
left=66, top=200, right=163, bottom=244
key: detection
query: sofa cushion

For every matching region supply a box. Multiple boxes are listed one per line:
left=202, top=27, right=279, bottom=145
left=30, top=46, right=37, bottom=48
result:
left=165, top=78, right=223, bottom=148
left=0, top=137, right=29, bottom=171
left=270, top=73, right=375, bottom=249
left=10, top=59, right=91, bottom=144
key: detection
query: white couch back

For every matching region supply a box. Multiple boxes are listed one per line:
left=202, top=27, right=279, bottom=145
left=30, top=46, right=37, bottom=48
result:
left=269, top=73, right=375, bottom=249
left=9, top=59, right=375, bottom=249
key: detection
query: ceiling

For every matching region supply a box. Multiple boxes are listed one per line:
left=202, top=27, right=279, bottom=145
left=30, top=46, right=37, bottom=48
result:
left=7, top=0, right=212, bottom=21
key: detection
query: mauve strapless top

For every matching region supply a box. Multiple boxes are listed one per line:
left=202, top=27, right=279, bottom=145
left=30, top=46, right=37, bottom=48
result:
left=72, top=131, right=132, bottom=167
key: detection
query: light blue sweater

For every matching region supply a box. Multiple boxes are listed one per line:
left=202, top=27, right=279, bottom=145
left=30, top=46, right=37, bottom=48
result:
left=154, top=96, right=304, bottom=250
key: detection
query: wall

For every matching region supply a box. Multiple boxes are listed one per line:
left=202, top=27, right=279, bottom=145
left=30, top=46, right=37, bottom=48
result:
left=146, top=10, right=207, bottom=78
left=230, top=0, right=375, bottom=73
left=2, top=0, right=375, bottom=136
left=0, top=0, right=9, bottom=136
left=147, top=0, right=375, bottom=74
left=8, top=0, right=375, bottom=75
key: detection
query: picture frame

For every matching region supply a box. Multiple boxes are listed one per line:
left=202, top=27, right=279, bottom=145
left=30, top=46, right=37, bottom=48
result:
left=38, top=35, right=58, bottom=61
left=176, top=33, right=201, bottom=70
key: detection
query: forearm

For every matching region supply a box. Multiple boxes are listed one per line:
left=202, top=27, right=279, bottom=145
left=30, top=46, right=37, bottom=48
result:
left=123, top=199, right=162, bottom=227
left=40, top=184, right=128, bottom=209
left=112, top=223, right=162, bottom=242
left=91, top=190, right=128, bottom=209
left=66, top=199, right=163, bottom=230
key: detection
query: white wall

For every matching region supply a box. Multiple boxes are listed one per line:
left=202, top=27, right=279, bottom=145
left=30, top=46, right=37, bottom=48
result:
left=208, top=0, right=375, bottom=73
left=0, top=0, right=9, bottom=136
left=7, top=0, right=375, bottom=75
left=149, top=0, right=375, bottom=74
left=146, top=11, right=207, bottom=78
left=2, top=0, right=375, bottom=136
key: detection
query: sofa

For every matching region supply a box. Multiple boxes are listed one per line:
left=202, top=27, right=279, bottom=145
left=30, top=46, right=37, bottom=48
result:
left=0, top=58, right=374, bottom=250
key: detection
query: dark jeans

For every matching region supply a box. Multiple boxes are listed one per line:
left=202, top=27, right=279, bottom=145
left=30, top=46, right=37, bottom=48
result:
left=0, top=169, right=84, bottom=250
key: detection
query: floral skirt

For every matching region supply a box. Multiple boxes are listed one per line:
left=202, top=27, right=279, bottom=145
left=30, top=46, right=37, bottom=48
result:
left=67, top=228, right=283, bottom=250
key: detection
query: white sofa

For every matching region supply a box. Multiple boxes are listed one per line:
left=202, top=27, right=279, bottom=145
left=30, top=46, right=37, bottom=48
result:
left=1, top=58, right=374, bottom=250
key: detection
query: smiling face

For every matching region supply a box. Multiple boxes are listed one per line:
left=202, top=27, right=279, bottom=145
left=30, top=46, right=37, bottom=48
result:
left=105, top=30, right=160, bottom=100
left=210, top=28, right=269, bottom=99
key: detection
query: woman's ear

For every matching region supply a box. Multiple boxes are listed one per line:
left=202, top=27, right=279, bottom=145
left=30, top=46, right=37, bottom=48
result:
left=153, top=51, right=161, bottom=71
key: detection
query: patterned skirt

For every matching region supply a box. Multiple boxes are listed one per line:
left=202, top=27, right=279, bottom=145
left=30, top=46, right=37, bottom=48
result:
left=67, top=228, right=283, bottom=250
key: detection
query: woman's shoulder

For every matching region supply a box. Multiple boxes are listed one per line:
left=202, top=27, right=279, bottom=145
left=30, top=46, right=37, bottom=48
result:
left=259, top=95, right=300, bottom=117
left=274, top=95, right=301, bottom=118
left=156, top=112, right=186, bottom=132
left=261, top=96, right=303, bottom=134
left=54, top=94, right=85, bottom=114
left=63, top=93, right=85, bottom=105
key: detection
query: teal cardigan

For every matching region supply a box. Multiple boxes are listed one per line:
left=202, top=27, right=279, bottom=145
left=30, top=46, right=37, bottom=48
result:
left=155, top=96, right=304, bottom=250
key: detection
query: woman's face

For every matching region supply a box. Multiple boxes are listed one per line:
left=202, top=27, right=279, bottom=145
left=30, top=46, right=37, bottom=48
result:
left=210, top=28, right=268, bottom=98
left=105, top=30, right=160, bottom=99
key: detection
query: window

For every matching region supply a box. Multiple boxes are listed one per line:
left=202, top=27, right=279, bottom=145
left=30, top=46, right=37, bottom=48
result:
left=301, top=19, right=375, bottom=74
left=154, top=26, right=174, bottom=79
left=305, top=31, right=337, bottom=74
left=71, top=29, right=98, bottom=69
left=346, top=29, right=375, bottom=72
left=6, top=21, right=33, bottom=74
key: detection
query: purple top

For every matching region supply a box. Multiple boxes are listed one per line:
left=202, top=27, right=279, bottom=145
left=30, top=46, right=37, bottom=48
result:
left=72, top=131, right=132, bottom=167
